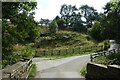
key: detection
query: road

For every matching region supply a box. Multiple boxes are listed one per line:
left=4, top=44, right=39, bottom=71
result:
left=33, top=54, right=90, bottom=78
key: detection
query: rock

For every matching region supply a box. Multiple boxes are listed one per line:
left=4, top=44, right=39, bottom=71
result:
left=108, top=40, right=120, bottom=50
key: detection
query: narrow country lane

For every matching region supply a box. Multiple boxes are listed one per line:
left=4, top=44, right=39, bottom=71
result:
left=33, top=54, right=90, bottom=78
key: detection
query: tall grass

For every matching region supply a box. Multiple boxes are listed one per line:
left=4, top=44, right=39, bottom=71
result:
left=2, top=45, right=35, bottom=69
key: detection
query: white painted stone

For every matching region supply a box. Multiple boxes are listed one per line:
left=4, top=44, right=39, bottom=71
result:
left=108, top=40, right=120, bottom=50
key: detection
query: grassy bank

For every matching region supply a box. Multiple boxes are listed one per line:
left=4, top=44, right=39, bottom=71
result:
left=80, top=65, right=87, bottom=76
left=28, top=64, right=37, bottom=80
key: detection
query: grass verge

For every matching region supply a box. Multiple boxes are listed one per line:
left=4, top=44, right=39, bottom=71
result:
left=80, top=65, right=87, bottom=76
left=40, top=51, right=92, bottom=60
left=28, top=64, right=36, bottom=80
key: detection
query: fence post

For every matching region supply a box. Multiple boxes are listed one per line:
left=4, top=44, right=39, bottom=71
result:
left=66, top=49, right=67, bottom=54
left=43, top=50, right=45, bottom=56
left=79, top=47, right=80, bottom=52
left=72, top=48, right=74, bottom=53
left=90, top=54, right=93, bottom=62
left=58, top=50, right=60, bottom=55
left=51, top=49, right=53, bottom=56
left=90, top=46, right=92, bottom=51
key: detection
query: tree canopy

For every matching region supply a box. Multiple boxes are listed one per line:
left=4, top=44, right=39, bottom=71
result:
left=89, top=1, right=120, bottom=42
left=2, top=2, right=40, bottom=66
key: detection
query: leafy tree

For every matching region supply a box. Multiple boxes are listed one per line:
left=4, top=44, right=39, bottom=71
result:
left=55, top=16, right=66, bottom=30
left=89, top=1, right=120, bottom=43
left=60, top=4, right=78, bottom=27
left=39, top=18, right=50, bottom=26
left=79, top=5, right=99, bottom=28
left=49, top=20, right=58, bottom=34
left=102, top=1, right=120, bottom=43
left=88, top=21, right=103, bottom=41
left=70, top=12, right=86, bottom=32
left=2, top=2, right=40, bottom=66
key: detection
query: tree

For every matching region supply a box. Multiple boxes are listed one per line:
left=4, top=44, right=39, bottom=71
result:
left=39, top=18, right=50, bottom=26
left=49, top=20, right=58, bottom=34
left=2, top=2, right=40, bottom=66
left=71, top=12, right=86, bottom=32
left=88, top=21, right=103, bottom=41
left=60, top=4, right=88, bottom=32
left=102, top=1, right=120, bottom=43
left=54, top=16, right=66, bottom=30
left=79, top=5, right=99, bottom=28
left=89, top=1, right=120, bottom=42
left=60, top=4, right=78, bottom=28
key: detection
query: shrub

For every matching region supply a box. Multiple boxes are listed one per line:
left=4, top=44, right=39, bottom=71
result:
left=2, top=46, right=35, bottom=68
left=88, top=21, right=103, bottom=41
left=56, top=19, right=66, bottom=30
left=93, top=51, right=120, bottom=65
left=49, top=20, right=58, bottom=34
left=21, top=46, right=35, bottom=58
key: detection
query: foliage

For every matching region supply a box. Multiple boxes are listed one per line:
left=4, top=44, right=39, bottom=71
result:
left=89, top=1, right=120, bottom=43
left=20, top=46, right=35, bottom=58
left=59, top=4, right=98, bottom=32
left=55, top=16, right=66, bottom=30
left=102, top=1, right=120, bottom=42
left=79, top=5, right=99, bottom=28
left=28, top=64, right=37, bottom=80
left=72, top=21, right=86, bottom=32
left=80, top=65, right=87, bottom=76
left=60, top=4, right=78, bottom=27
left=2, top=2, right=39, bottom=67
left=88, top=21, right=103, bottom=41
left=39, top=18, right=50, bottom=26
left=49, top=20, right=58, bottom=34
left=2, top=20, right=17, bottom=54
left=93, top=51, right=120, bottom=65
left=2, top=45, right=35, bottom=68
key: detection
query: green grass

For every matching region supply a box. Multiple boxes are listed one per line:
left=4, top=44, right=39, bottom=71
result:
left=40, top=51, right=95, bottom=60
left=35, top=30, right=105, bottom=59
left=28, top=64, right=36, bottom=79
left=36, top=30, right=97, bottom=50
left=80, top=65, right=87, bottom=76
left=93, top=55, right=109, bottom=65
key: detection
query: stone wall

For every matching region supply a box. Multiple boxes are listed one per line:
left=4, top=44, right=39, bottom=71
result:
left=86, top=63, right=120, bottom=80
left=2, top=59, right=32, bottom=79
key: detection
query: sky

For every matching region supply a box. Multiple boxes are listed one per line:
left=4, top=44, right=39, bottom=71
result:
left=34, top=0, right=110, bottom=21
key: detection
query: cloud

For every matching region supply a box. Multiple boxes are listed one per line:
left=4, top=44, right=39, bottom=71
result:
left=34, top=0, right=110, bottom=21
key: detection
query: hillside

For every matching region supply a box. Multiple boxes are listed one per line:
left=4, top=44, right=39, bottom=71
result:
left=34, top=30, right=97, bottom=51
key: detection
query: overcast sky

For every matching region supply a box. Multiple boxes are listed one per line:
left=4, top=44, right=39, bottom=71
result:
left=34, top=0, right=110, bottom=21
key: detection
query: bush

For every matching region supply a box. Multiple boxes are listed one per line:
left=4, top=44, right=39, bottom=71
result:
left=88, top=21, right=103, bottom=41
left=73, top=23, right=87, bottom=33
left=20, top=46, right=35, bottom=58
left=93, top=51, right=120, bottom=65
left=56, top=19, right=66, bottom=30
left=2, top=45, right=35, bottom=68
left=49, top=20, right=58, bottom=34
